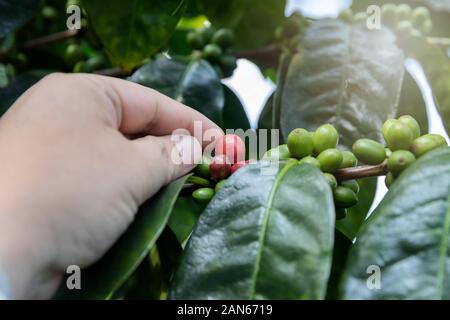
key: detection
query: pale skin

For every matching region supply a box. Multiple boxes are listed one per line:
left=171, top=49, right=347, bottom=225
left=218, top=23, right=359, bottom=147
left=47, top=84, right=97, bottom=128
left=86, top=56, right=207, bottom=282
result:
left=0, top=73, right=222, bottom=299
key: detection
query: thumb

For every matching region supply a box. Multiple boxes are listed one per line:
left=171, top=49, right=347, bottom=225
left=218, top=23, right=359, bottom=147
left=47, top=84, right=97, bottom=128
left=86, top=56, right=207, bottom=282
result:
left=131, top=134, right=202, bottom=202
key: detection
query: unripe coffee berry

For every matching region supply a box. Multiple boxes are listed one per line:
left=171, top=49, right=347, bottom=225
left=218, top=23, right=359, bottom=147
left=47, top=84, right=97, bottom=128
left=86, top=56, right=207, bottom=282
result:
left=412, top=7, right=430, bottom=27
left=299, top=156, right=321, bottom=169
left=333, top=186, right=358, bottom=208
left=313, top=124, right=339, bottom=155
left=287, top=128, right=313, bottom=159
left=335, top=208, right=347, bottom=220
left=387, top=150, right=416, bottom=176
left=323, top=173, right=337, bottom=189
left=341, top=180, right=360, bottom=194
left=382, top=119, right=398, bottom=141
left=398, top=115, right=420, bottom=139
left=381, top=3, right=397, bottom=26
left=385, top=121, right=414, bottom=151
left=263, top=144, right=291, bottom=161
left=396, top=4, right=412, bottom=21
left=212, top=29, right=234, bottom=48
left=317, top=148, right=343, bottom=173
left=187, top=32, right=205, bottom=49
left=352, top=138, right=386, bottom=165
left=195, top=156, right=212, bottom=178
left=385, top=172, right=395, bottom=189
left=203, top=44, right=222, bottom=62
left=410, top=134, right=447, bottom=157
left=192, top=187, right=215, bottom=204
left=339, top=150, right=358, bottom=168
left=209, top=155, right=232, bottom=180
left=215, top=179, right=227, bottom=192
left=215, top=134, right=246, bottom=164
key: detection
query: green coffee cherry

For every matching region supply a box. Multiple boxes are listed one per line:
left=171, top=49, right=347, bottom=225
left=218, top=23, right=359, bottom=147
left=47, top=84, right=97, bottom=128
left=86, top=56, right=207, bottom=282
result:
left=323, top=173, right=337, bottom=189
left=398, top=115, right=420, bottom=139
left=385, top=121, right=414, bottom=151
left=313, top=124, right=339, bottom=155
left=333, top=186, right=358, bottom=208
left=385, top=172, right=395, bottom=188
left=187, top=175, right=211, bottom=187
left=195, top=156, right=212, bottom=178
left=387, top=150, right=416, bottom=176
left=385, top=148, right=392, bottom=158
left=212, top=29, right=234, bottom=48
left=192, top=187, right=215, bottom=204
left=220, top=55, right=237, bottom=78
left=198, top=27, right=216, bottom=44
left=412, top=6, right=430, bottom=28
left=382, top=119, right=398, bottom=141
left=341, top=180, right=360, bottom=194
left=410, top=133, right=447, bottom=157
left=187, top=32, right=205, bottom=49
left=395, top=4, right=412, bottom=21
left=339, top=150, right=358, bottom=168
left=317, top=148, right=343, bottom=173
left=215, top=179, right=227, bottom=192
left=287, top=128, right=314, bottom=159
left=352, top=138, right=386, bottom=165
left=85, top=53, right=106, bottom=72
left=262, top=144, right=291, bottom=161
left=338, top=9, right=353, bottom=23
left=335, top=208, right=347, bottom=220
left=381, top=3, right=397, bottom=26
left=299, top=156, right=321, bottom=169
left=203, top=44, right=222, bottom=62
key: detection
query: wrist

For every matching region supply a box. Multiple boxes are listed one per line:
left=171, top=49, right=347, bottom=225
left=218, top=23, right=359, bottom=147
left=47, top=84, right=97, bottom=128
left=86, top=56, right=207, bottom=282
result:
left=0, top=201, right=61, bottom=299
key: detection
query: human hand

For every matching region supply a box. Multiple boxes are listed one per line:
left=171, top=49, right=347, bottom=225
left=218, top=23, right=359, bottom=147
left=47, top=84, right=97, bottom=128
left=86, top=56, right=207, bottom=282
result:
left=0, top=73, right=221, bottom=299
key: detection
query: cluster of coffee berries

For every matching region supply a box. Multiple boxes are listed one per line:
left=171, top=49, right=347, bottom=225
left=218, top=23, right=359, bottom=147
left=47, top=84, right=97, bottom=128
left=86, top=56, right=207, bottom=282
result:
left=353, top=115, right=447, bottom=187
left=339, top=4, right=432, bottom=37
left=186, top=27, right=237, bottom=78
left=67, top=43, right=108, bottom=73
left=262, top=124, right=360, bottom=220
left=191, top=134, right=248, bottom=204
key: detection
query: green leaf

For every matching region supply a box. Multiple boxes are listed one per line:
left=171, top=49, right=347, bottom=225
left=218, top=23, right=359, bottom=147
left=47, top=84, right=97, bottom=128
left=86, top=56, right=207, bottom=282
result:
left=222, top=84, right=251, bottom=131
left=272, top=52, right=292, bottom=132
left=195, top=0, right=286, bottom=49
left=397, top=67, right=429, bottom=134
left=54, top=175, right=190, bottom=299
left=340, top=147, right=450, bottom=299
left=336, top=177, right=377, bottom=241
left=0, top=64, right=8, bottom=88
left=168, top=196, right=204, bottom=245
left=130, top=56, right=224, bottom=125
left=278, top=20, right=405, bottom=147
left=0, top=70, right=50, bottom=116
left=258, top=94, right=274, bottom=130
left=83, top=0, right=187, bottom=70
left=170, top=161, right=335, bottom=299
left=0, top=0, right=39, bottom=39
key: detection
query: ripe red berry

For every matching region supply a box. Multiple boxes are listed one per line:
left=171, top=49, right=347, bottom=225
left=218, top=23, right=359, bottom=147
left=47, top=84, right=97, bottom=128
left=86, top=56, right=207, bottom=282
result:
left=231, top=160, right=252, bottom=174
left=209, top=155, right=232, bottom=180
left=214, top=134, right=246, bottom=164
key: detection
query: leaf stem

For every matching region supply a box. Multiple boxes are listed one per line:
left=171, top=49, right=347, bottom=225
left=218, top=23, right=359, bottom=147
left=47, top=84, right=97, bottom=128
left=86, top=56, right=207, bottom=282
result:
left=93, top=67, right=130, bottom=77
left=334, top=161, right=388, bottom=181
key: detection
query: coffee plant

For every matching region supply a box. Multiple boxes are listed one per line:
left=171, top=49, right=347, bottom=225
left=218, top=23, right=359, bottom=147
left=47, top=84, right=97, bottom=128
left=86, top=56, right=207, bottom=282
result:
left=2, top=0, right=450, bottom=300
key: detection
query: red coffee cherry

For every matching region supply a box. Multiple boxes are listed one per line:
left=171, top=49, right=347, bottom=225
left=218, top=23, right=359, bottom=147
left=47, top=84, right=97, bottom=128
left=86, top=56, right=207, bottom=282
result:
left=214, top=134, right=246, bottom=164
left=209, top=155, right=232, bottom=180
